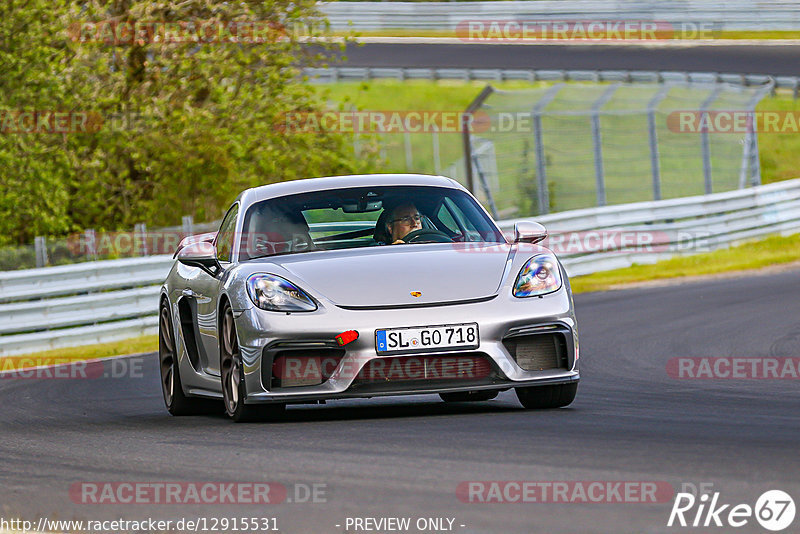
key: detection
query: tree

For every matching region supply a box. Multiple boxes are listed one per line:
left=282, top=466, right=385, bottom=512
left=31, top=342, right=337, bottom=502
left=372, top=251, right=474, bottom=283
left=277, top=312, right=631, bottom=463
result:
left=0, top=0, right=377, bottom=244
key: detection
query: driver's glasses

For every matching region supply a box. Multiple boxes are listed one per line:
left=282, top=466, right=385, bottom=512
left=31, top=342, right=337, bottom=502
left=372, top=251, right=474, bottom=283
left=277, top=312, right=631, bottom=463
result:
left=390, top=213, right=422, bottom=226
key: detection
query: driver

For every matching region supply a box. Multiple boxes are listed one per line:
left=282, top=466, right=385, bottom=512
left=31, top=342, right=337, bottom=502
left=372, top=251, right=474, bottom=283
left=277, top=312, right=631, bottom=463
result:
left=385, top=202, right=423, bottom=244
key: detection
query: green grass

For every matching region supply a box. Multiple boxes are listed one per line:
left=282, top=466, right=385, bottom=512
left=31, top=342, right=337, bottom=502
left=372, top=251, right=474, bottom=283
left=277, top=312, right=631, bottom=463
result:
left=1, top=335, right=157, bottom=369
left=755, top=95, right=800, bottom=184
left=570, top=233, right=800, bottom=293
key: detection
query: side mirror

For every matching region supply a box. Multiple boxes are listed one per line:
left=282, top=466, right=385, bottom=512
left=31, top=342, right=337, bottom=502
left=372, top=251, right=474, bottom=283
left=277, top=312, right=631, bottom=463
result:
left=514, top=221, right=548, bottom=244
left=177, top=241, right=220, bottom=275
left=174, top=231, right=217, bottom=256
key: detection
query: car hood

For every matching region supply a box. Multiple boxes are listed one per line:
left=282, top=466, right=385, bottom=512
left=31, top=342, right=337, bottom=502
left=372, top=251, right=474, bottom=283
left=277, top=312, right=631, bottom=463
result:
left=267, top=243, right=513, bottom=308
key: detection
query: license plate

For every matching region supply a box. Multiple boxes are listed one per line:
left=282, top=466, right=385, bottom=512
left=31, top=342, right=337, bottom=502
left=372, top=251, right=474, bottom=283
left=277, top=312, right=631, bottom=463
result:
left=375, top=323, right=479, bottom=354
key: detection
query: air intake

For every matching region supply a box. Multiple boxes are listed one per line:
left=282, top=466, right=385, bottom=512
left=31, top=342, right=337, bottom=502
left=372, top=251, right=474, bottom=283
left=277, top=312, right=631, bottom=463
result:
left=503, top=333, right=567, bottom=371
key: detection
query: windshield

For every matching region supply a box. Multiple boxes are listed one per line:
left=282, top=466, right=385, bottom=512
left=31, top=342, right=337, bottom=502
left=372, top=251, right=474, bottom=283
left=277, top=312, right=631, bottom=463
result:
left=238, top=185, right=506, bottom=260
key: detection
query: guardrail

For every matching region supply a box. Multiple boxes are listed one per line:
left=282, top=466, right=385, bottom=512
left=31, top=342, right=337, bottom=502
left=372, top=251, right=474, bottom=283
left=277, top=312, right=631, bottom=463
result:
left=2, top=178, right=799, bottom=356
left=305, top=67, right=800, bottom=96
left=496, top=178, right=800, bottom=276
left=319, top=1, right=800, bottom=32
left=0, top=257, right=174, bottom=356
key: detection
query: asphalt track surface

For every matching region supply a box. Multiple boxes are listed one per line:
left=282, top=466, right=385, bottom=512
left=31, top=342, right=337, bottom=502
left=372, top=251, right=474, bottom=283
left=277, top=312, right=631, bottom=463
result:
left=2, top=268, right=800, bottom=533
left=335, top=43, right=800, bottom=76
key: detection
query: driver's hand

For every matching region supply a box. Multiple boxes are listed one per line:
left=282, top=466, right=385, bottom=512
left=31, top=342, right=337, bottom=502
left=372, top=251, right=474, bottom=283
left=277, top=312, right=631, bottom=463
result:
left=392, top=239, right=405, bottom=245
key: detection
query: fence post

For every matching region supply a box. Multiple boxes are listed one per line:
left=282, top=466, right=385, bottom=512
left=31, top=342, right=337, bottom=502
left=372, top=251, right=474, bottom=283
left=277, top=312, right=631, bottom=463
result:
left=647, top=85, right=671, bottom=201
left=590, top=84, right=620, bottom=207
left=403, top=131, right=413, bottom=171
left=750, top=133, right=762, bottom=187
left=700, top=86, right=723, bottom=194
left=531, top=84, right=564, bottom=215
left=432, top=129, right=441, bottom=175
left=182, top=216, right=194, bottom=238
left=34, top=236, right=48, bottom=268
left=472, top=152, right=499, bottom=219
left=532, top=114, right=548, bottom=214
left=134, top=223, right=148, bottom=256
left=740, top=82, right=773, bottom=188
left=462, top=85, right=495, bottom=195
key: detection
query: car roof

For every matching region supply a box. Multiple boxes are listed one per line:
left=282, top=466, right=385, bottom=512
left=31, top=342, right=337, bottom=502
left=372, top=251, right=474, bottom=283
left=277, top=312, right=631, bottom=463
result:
left=236, top=174, right=465, bottom=207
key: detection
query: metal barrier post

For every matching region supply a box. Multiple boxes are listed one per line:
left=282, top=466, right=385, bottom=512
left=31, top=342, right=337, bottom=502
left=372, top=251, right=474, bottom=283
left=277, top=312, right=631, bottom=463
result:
left=134, top=223, right=148, bottom=256
left=181, top=216, right=194, bottom=238
left=34, top=236, right=48, bottom=268
left=84, top=229, right=97, bottom=261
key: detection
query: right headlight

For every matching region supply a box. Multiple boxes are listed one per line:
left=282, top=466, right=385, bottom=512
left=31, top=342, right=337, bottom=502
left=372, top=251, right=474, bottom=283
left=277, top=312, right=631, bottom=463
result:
left=246, top=273, right=317, bottom=312
left=513, top=254, right=562, bottom=297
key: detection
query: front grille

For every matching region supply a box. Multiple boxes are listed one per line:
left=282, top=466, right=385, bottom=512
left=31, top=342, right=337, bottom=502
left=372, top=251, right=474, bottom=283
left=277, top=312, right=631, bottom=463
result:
left=270, top=349, right=345, bottom=388
left=354, top=353, right=493, bottom=383
left=347, top=352, right=500, bottom=393
left=503, top=333, right=568, bottom=371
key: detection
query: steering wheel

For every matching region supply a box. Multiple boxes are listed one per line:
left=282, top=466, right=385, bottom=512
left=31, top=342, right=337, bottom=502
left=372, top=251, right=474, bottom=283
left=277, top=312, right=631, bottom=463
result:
left=401, top=228, right=454, bottom=243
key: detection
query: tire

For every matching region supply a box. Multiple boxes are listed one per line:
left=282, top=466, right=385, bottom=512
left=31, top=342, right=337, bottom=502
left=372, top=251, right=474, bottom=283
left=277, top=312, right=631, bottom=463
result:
left=439, top=390, right=499, bottom=402
left=159, top=301, right=219, bottom=416
left=515, top=382, right=578, bottom=409
left=220, top=304, right=285, bottom=423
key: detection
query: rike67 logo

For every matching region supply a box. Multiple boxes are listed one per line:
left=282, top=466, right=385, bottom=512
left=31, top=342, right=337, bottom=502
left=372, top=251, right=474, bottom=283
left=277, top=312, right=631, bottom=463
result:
left=668, top=489, right=795, bottom=531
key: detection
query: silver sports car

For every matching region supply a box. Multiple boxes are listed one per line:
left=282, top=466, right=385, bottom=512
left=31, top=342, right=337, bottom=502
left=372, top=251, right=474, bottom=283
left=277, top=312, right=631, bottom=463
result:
left=159, top=174, right=579, bottom=421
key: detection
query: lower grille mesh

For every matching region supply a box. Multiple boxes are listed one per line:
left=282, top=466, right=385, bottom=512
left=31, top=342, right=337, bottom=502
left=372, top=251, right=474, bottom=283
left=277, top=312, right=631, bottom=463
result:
left=503, top=333, right=566, bottom=371
left=356, top=354, right=492, bottom=382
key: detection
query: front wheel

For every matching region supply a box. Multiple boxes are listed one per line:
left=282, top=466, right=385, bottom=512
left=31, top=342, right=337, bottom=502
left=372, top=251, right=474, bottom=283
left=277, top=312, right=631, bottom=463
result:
left=159, top=302, right=218, bottom=416
left=515, top=382, right=578, bottom=409
left=220, top=305, right=285, bottom=423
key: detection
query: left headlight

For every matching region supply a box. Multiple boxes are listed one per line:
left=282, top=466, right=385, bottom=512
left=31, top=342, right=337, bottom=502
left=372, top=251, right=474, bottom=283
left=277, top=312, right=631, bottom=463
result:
left=246, top=273, right=317, bottom=312
left=513, top=254, right=562, bottom=297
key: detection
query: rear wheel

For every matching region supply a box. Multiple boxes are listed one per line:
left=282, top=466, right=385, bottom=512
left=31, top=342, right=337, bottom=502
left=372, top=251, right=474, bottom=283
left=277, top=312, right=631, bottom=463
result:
left=220, top=305, right=285, bottom=423
left=159, top=302, right=218, bottom=415
left=515, top=382, right=578, bottom=409
left=439, top=390, right=499, bottom=402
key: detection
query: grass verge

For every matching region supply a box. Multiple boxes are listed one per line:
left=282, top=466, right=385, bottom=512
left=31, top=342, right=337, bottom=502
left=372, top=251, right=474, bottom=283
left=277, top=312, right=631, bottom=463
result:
left=0, top=335, right=157, bottom=370
left=570, top=233, right=800, bottom=293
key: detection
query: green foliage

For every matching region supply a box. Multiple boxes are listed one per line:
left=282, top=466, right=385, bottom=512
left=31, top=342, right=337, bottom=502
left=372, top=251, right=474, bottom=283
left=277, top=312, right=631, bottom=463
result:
left=0, top=0, right=377, bottom=245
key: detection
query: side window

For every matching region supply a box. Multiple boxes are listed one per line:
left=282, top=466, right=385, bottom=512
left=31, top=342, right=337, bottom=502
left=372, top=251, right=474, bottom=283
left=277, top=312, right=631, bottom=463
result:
left=216, top=204, right=239, bottom=262
left=441, top=197, right=481, bottom=240
left=436, top=203, right=459, bottom=234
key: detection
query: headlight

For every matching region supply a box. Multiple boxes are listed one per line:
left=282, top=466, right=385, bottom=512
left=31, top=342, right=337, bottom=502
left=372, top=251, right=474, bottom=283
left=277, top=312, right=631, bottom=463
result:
left=246, top=274, right=317, bottom=312
left=513, top=254, right=562, bottom=297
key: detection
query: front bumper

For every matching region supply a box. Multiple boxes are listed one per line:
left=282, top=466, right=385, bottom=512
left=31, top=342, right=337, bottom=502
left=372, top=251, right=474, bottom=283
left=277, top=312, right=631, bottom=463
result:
left=234, top=288, right=579, bottom=404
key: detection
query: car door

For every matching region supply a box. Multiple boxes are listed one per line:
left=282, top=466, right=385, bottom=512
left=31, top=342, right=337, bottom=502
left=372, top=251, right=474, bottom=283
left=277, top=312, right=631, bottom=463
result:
left=193, top=203, right=238, bottom=376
